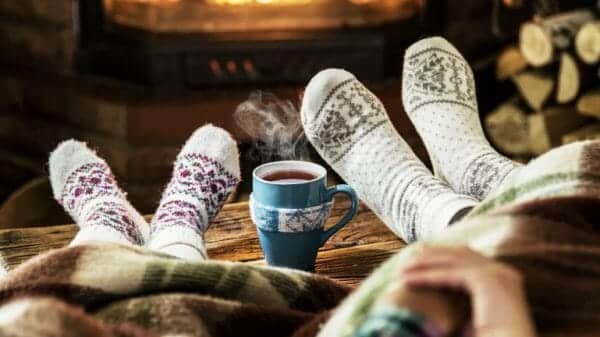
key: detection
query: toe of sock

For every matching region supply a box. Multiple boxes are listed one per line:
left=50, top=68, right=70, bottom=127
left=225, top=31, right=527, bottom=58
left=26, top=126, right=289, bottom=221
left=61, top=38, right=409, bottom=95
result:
left=48, top=140, right=104, bottom=200
left=404, top=36, right=462, bottom=60
left=180, top=124, right=241, bottom=179
left=301, top=68, right=355, bottom=124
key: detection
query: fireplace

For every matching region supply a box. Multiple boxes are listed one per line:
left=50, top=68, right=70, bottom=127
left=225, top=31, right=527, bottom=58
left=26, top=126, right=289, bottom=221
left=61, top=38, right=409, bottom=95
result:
left=77, top=0, right=431, bottom=87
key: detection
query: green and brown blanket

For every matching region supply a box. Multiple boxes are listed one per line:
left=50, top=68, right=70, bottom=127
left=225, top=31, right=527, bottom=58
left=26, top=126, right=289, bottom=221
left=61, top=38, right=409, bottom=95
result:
left=1, top=140, right=600, bottom=337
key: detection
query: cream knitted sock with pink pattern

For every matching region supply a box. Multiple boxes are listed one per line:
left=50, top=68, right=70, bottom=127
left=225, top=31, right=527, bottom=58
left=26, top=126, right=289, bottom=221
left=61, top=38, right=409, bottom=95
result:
left=148, top=125, right=240, bottom=261
left=49, top=140, right=149, bottom=246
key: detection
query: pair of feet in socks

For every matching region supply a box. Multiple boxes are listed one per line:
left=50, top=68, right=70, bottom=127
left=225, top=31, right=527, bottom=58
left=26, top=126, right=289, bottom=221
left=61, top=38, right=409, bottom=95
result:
left=50, top=37, right=521, bottom=257
left=50, top=125, right=240, bottom=260
left=301, top=37, right=521, bottom=242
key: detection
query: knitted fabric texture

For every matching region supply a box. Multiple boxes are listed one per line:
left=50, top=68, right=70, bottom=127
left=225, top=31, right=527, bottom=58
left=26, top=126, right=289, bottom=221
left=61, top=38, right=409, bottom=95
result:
left=318, top=140, right=600, bottom=337
left=402, top=36, right=521, bottom=200
left=49, top=140, right=149, bottom=246
left=2, top=141, right=600, bottom=337
left=148, top=124, right=240, bottom=260
left=301, top=69, right=477, bottom=242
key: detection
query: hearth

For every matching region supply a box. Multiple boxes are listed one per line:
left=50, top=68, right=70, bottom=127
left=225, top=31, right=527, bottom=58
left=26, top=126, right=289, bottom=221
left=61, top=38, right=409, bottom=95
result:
left=77, top=0, right=432, bottom=87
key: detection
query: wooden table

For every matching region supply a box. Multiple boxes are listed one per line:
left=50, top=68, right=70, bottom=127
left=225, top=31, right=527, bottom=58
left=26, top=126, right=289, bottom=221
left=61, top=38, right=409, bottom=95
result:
left=0, top=201, right=406, bottom=287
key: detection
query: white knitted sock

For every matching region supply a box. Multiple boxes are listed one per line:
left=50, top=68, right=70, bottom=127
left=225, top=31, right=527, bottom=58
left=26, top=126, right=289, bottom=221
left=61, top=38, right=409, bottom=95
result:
left=402, top=36, right=521, bottom=200
left=301, top=69, right=478, bottom=242
left=147, top=124, right=240, bottom=261
left=49, top=140, right=150, bottom=246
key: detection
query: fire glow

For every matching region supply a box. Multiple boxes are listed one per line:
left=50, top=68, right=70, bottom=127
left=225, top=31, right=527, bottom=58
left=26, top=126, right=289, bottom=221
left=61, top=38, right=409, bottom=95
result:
left=105, top=0, right=424, bottom=33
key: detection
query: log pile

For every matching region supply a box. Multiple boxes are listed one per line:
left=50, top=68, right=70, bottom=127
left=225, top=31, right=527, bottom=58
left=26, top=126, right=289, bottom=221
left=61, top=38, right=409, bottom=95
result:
left=486, top=6, right=600, bottom=159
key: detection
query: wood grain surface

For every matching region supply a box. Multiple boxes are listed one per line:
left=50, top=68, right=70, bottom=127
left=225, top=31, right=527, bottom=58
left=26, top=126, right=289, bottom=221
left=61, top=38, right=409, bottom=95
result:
left=0, top=201, right=405, bottom=287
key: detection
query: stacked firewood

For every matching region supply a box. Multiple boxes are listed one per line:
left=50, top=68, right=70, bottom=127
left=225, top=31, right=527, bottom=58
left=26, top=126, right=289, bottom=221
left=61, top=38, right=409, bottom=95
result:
left=486, top=6, right=600, bottom=159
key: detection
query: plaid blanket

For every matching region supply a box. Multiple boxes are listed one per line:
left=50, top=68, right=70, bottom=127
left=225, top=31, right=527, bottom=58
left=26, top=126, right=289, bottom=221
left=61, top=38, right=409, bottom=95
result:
left=320, top=140, right=600, bottom=337
left=1, top=140, right=600, bottom=336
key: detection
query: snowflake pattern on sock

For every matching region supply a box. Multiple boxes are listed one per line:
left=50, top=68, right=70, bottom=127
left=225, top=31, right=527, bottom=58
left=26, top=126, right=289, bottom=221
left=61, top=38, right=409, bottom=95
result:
left=151, top=153, right=239, bottom=236
left=302, top=70, right=478, bottom=242
left=403, top=47, right=477, bottom=114
left=59, top=162, right=143, bottom=244
left=402, top=38, right=521, bottom=200
left=460, top=152, right=520, bottom=200
left=306, top=79, right=388, bottom=164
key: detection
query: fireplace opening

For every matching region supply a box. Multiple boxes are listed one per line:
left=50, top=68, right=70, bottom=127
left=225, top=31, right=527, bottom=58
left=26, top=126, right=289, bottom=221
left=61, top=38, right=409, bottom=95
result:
left=78, top=0, right=433, bottom=87
left=103, top=0, right=421, bottom=33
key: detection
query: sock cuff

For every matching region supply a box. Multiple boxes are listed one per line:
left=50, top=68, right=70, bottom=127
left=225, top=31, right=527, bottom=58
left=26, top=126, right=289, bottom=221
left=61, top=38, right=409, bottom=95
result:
left=147, top=226, right=206, bottom=252
left=70, top=225, right=136, bottom=247
left=419, top=194, right=478, bottom=240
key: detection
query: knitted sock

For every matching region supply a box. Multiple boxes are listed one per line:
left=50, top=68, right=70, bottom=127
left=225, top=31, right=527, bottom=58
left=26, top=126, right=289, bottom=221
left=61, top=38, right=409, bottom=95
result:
left=301, top=69, right=478, bottom=242
left=49, top=140, right=149, bottom=246
left=402, top=36, right=521, bottom=200
left=148, top=124, right=240, bottom=260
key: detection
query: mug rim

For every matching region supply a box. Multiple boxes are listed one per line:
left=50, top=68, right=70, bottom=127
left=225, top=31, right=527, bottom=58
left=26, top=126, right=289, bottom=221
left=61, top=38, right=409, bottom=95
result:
left=253, top=160, right=326, bottom=185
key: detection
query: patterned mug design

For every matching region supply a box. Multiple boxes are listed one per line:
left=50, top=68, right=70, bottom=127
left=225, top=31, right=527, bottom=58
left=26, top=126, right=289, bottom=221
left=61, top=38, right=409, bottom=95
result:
left=251, top=160, right=358, bottom=271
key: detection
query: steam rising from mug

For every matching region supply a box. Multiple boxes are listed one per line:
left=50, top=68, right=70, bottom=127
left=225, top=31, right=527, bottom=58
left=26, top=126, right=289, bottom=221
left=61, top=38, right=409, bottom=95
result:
left=234, top=91, right=310, bottom=161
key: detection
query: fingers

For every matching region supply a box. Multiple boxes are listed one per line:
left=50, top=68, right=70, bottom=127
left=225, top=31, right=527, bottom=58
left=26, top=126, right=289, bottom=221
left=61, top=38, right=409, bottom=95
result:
left=401, top=245, right=523, bottom=295
left=403, top=245, right=481, bottom=272
left=400, top=245, right=496, bottom=294
left=401, top=267, right=469, bottom=291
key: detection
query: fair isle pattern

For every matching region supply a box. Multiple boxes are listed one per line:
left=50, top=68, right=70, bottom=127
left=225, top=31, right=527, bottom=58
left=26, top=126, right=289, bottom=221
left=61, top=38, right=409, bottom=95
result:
left=402, top=37, right=521, bottom=201
left=303, top=79, right=388, bottom=164
left=151, top=200, right=206, bottom=236
left=84, top=201, right=144, bottom=245
left=403, top=47, right=477, bottom=114
left=59, top=162, right=123, bottom=222
left=318, top=140, right=600, bottom=337
left=58, top=162, right=144, bottom=244
left=160, top=153, right=239, bottom=222
left=302, top=69, right=478, bottom=243
left=250, top=195, right=333, bottom=233
left=460, top=151, right=520, bottom=200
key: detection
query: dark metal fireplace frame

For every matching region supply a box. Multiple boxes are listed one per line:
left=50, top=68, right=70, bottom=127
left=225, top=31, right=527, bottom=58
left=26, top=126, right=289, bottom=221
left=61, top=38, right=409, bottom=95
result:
left=76, top=0, right=441, bottom=88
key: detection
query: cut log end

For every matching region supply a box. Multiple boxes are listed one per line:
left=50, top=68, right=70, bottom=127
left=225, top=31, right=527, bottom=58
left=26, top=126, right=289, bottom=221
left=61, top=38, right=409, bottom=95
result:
left=485, top=99, right=530, bottom=156
left=528, top=106, right=591, bottom=155
left=520, top=22, right=554, bottom=67
left=562, top=122, right=600, bottom=144
left=556, top=53, right=581, bottom=103
left=575, top=22, right=600, bottom=65
left=496, top=46, right=528, bottom=80
left=577, top=88, right=600, bottom=118
left=511, top=71, right=555, bottom=111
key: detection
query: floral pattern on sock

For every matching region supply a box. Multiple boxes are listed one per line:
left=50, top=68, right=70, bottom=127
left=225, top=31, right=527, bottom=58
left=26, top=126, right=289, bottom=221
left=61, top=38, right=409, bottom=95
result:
left=304, top=79, right=388, bottom=164
left=59, top=162, right=123, bottom=218
left=59, top=162, right=143, bottom=244
left=151, top=153, right=239, bottom=235
left=151, top=200, right=205, bottom=236
left=403, top=47, right=476, bottom=113
left=84, top=201, right=144, bottom=245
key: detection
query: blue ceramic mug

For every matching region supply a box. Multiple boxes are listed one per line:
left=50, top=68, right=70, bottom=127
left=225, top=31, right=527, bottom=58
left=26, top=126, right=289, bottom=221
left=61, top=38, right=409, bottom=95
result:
left=251, top=160, right=358, bottom=271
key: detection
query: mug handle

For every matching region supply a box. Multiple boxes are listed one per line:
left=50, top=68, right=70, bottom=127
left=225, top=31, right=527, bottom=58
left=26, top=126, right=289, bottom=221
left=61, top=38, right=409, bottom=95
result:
left=321, top=184, right=359, bottom=246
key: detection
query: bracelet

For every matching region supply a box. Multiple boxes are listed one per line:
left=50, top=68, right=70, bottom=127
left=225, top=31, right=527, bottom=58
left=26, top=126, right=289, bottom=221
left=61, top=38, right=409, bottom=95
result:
left=352, top=306, right=445, bottom=337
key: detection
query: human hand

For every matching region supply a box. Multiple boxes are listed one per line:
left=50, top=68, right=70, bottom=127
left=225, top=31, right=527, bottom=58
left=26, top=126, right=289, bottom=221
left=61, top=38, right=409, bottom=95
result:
left=400, top=246, right=537, bottom=337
